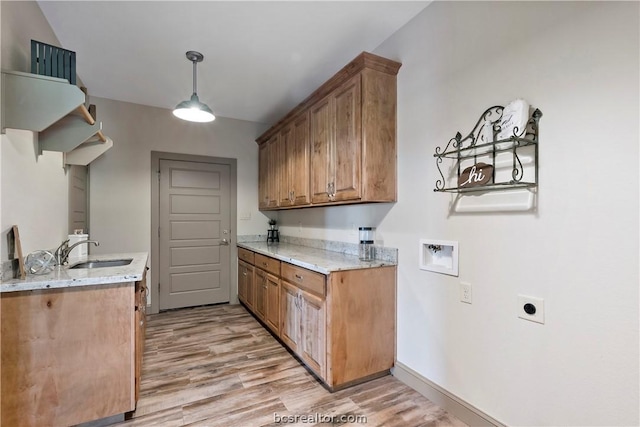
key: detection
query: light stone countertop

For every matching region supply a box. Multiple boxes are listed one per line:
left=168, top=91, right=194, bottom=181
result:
left=237, top=242, right=396, bottom=275
left=0, top=252, right=148, bottom=293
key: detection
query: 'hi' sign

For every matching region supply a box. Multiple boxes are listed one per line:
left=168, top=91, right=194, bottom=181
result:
left=458, top=163, right=493, bottom=188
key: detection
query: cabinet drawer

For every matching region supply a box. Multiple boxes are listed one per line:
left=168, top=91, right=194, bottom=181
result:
left=238, top=247, right=255, bottom=264
left=281, top=263, right=326, bottom=297
left=255, top=253, right=281, bottom=276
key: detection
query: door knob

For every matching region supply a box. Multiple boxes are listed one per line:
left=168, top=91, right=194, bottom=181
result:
left=221, top=238, right=229, bottom=245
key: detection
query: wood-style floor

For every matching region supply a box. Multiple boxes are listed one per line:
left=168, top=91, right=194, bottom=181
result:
left=115, top=304, right=466, bottom=427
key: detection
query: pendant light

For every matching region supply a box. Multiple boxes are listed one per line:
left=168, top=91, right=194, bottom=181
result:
left=173, top=51, right=215, bottom=123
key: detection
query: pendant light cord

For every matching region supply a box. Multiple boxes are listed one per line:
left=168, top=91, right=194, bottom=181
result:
left=192, top=60, right=197, bottom=95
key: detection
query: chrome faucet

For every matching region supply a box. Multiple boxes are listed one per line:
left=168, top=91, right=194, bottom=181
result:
left=54, top=239, right=100, bottom=265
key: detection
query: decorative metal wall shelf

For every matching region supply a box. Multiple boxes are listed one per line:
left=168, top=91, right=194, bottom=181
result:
left=434, top=105, right=542, bottom=193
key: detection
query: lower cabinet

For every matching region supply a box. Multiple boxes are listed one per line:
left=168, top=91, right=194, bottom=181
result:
left=254, top=266, right=281, bottom=335
left=255, top=267, right=267, bottom=320
left=280, top=281, right=301, bottom=352
left=1, top=282, right=138, bottom=426
left=238, top=246, right=396, bottom=390
left=298, top=288, right=326, bottom=378
left=281, top=282, right=326, bottom=377
left=238, top=259, right=254, bottom=310
left=134, top=268, right=148, bottom=404
left=265, top=272, right=281, bottom=334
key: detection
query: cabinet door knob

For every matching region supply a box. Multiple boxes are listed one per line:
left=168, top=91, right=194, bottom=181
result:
left=295, top=274, right=303, bottom=281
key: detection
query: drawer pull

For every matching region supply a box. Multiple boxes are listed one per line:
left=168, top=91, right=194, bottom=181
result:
left=263, top=262, right=268, bottom=266
left=295, top=274, right=303, bottom=281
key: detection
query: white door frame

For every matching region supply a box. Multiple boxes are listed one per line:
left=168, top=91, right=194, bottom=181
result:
left=150, top=151, right=237, bottom=314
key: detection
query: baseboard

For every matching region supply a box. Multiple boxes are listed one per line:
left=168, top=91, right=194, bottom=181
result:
left=392, top=362, right=505, bottom=427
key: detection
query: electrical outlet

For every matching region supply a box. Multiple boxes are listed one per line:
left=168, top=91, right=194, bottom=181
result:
left=517, top=295, right=544, bottom=324
left=460, top=282, right=472, bottom=304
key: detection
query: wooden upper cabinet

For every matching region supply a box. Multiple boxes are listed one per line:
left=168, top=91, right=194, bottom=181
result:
left=310, top=96, right=332, bottom=204
left=257, top=52, right=400, bottom=210
left=279, top=112, right=311, bottom=208
left=310, top=75, right=361, bottom=204
left=258, top=143, right=269, bottom=210
left=323, top=74, right=362, bottom=203
left=257, top=135, right=278, bottom=209
left=291, top=112, right=311, bottom=206
left=266, top=135, right=280, bottom=209
left=278, top=124, right=295, bottom=207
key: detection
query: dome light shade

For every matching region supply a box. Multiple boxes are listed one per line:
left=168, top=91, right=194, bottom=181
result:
left=173, top=93, right=215, bottom=122
left=173, top=51, right=215, bottom=123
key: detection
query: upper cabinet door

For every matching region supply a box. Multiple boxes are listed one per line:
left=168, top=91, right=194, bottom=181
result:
left=276, top=112, right=310, bottom=208
left=291, top=112, right=311, bottom=206
left=258, top=143, right=269, bottom=210
left=310, top=75, right=362, bottom=204
left=278, top=124, right=295, bottom=208
left=332, top=74, right=362, bottom=202
left=310, top=96, right=332, bottom=204
left=266, top=134, right=280, bottom=209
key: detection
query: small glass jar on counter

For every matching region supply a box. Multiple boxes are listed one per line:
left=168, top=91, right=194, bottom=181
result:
left=358, top=227, right=375, bottom=261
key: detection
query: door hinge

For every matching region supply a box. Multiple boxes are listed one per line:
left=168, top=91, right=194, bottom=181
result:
left=158, top=227, right=160, bottom=237
left=157, top=170, right=161, bottom=181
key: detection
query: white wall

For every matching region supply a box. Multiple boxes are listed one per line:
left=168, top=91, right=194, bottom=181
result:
left=87, top=97, right=267, bottom=305
left=87, top=96, right=267, bottom=257
left=1, top=1, right=70, bottom=257
left=281, top=2, right=640, bottom=425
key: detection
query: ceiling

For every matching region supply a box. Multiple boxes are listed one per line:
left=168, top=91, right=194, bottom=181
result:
left=37, top=1, right=429, bottom=125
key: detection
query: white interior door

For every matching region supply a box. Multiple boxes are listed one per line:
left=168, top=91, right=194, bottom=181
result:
left=159, top=159, right=231, bottom=310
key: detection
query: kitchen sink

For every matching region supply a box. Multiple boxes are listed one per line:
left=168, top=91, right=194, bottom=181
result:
left=69, top=259, right=133, bottom=269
